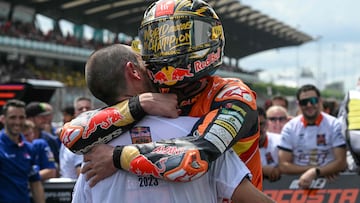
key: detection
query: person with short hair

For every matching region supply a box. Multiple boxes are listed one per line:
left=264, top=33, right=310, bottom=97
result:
left=62, top=0, right=264, bottom=192
left=278, top=84, right=347, bottom=188
left=59, top=102, right=88, bottom=179
left=266, top=105, right=289, bottom=134
left=271, top=95, right=289, bottom=110
left=322, top=99, right=339, bottom=117
left=23, top=119, right=57, bottom=181
left=0, top=99, right=45, bottom=203
left=41, top=102, right=57, bottom=137
left=26, top=102, right=60, bottom=166
left=70, top=44, right=274, bottom=203
left=62, top=106, right=75, bottom=124
left=258, top=106, right=281, bottom=182
left=73, top=96, right=93, bottom=117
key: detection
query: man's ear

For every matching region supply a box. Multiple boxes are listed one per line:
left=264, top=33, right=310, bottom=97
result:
left=125, top=61, right=141, bottom=80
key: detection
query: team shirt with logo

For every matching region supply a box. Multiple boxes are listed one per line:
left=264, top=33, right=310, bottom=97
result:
left=0, top=130, right=40, bottom=203
left=32, top=138, right=57, bottom=172
left=260, top=132, right=281, bottom=167
left=278, top=112, right=346, bottom=166
left=72, top=116, right=250, bottom=203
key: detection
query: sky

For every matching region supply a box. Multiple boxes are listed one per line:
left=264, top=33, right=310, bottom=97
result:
left=238, top=0, right=360, bottom=92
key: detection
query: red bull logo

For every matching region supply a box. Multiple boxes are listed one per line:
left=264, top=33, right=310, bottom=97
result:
left=83, top=107, right=124, bottom=139
left=193, top=48, right=221, bottom=72
left=129, top=155, right=166, bottom=178
left=151, top=66, right=193, bottom=86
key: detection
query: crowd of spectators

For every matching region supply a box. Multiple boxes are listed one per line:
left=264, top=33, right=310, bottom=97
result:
left=0, top=95, right=95, bottom=202
left=0, top=18, right=129, bottom=50
left=0, top=57, right=87, bottom=87
left=0, top=19, right=248, bottom=87
left=259, top=83, right=359, bottom=190
left=0, top=19, right=130, bottom=87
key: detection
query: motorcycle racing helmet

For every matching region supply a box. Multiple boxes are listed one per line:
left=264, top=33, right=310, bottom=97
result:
left=138, top=0, right=225, bottom=88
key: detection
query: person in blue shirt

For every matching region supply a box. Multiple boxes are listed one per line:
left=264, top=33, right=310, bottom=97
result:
left=26, top=102, right=60, bottom=166
left=0, top=99, right=45, bottom=203
left=23, top=119, right=57, bottom=180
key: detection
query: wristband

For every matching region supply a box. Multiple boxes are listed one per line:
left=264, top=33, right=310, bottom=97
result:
left=315, top=168, right=321, bottom=178
left=129, top=95, right=146, bottom=120
left=113, top=146, right=123, bottom=169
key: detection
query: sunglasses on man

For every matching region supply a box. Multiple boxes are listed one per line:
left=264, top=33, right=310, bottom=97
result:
left=267, top=116, right=287, bottom=122
left=299, top=97, right=319, bottom=106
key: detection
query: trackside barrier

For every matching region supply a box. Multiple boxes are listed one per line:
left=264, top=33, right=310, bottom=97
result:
left=36, top=172, right=360, bottom=203
left=263, top=172, right=360, bottom=203
left=44, top=178, right=76, bottom=203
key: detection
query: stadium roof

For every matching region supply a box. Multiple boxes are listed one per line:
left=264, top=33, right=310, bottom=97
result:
left=4, top=0, right=313, bottom=58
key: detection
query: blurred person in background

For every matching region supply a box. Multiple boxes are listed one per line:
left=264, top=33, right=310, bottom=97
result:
left=23, top=119, right=57, bottom=180
left=278, top=84, right=347, bottom=189
left=266, top=105, right=289, bottom=134
left=258, top=106, right=281, bottom=182
left=55, top=106, right=75, bottom=136
left=0, top=99, right=45, bottom=203
left=73, top=96, right=93, bottom=117
left=26, top=102, right=60, bottom=166
left=42, top=102, right=58, bottom=137
left=263, top=99, right=273, bottom=111
left=59, top=98, right=92, bottom=179
left=322, top=99, right=339, bottom=117
left=62, top=106, right=75, bottom=124
left=271, top=95, right=289, bottom=110
left=338, top=77, right=360, bottom=172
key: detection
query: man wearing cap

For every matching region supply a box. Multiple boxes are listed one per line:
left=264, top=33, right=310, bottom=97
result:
left=26, top=102, right=61, bottom=166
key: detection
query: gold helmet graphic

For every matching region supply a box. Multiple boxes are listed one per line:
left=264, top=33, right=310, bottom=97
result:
left=138, top=0, right=225, bottom=88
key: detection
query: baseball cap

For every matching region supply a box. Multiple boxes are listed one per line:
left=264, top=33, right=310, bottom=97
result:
left=26, top=102, right=51, bottom=118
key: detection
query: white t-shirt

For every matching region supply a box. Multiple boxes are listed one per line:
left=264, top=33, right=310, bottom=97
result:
left=260, top=132, right=281, bottom=167
left=72, top=116, right=250, bottom=203
left=59, top=143, right=83, bottom=179
left=279, top=112, right=346, bottom=166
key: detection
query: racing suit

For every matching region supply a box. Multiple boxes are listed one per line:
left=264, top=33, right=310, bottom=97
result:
left=60, top=75, right=262, bottom=189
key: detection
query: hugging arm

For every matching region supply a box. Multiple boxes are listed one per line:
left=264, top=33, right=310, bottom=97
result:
left=82, top=99, right=258, bottom=185
left=60, top=94, right=178, bottom=154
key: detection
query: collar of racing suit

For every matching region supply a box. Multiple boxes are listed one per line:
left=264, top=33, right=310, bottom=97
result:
left=161, top=78, right=208, bottom=115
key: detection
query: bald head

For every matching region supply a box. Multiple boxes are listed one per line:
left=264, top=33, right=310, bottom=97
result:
left=86, top=44, right=141, bottom=105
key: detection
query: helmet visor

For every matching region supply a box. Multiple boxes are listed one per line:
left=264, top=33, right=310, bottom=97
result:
left=139, top=16, right=222, bottom=61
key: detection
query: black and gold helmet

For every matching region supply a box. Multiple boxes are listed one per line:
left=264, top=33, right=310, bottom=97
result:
left=138, top=0, right=225, bottom=88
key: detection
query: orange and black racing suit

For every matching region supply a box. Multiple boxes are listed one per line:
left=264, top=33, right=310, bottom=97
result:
left=60, top=75, right=262, bottom=190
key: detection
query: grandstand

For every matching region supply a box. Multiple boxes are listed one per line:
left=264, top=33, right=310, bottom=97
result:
left=0, top=0, right=312, bottom=114
left=0, top=0, right=314, bottom=111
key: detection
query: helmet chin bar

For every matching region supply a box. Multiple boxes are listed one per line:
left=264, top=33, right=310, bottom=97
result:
left=166, top=77, right=208, bottom=104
